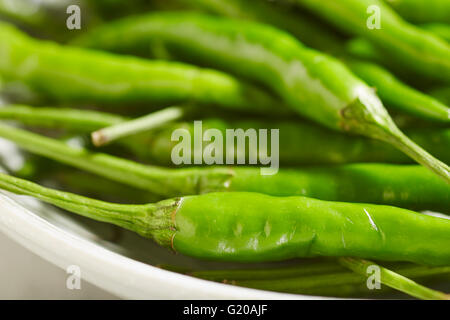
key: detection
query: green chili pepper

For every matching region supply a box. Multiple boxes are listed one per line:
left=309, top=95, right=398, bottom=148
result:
left=0, top=122, right=448, bottom=212
left=0, top=172, right=449, bottom=265
left=164, top=2, right=449, bottom=122
left=293, top=0, right=450, bottom=82
left=346, top=60, right=450, bottom=122
left=0, top=105, right=126, bottom=131
left=162, top=261, right=450, bottom=298
left=173, top=0, right=343, bottom=53
left=345, top=21, right=450, bottom=75
left=73, top=12, right=450, bottom=182
left=384, top=0, right=450, bottom=24
left=421, top=23, right=450, bottom=43
left=0, top=21, right=278, bottom=114
left=1, top=105, right=449, bottom=166
left=131, top=120, right=450, bottom=166
left=228, top=261, right=450, bottom=299
left=339, top=258, right=450, bottom=300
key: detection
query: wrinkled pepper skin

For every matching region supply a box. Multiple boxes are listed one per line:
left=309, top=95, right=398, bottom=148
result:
left=173, top=192, right=450, bottom=265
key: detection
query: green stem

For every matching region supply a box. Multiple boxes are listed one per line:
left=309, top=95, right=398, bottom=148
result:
left=91, top=106, right=184, bottom=147
left=0, top=171, right=146, bottom=230
left=0, top=104, right=126, bottom=131
left=0, top=122, right=233, bottom=196
left=343, top=99, right=450, bottom=184
left=386, top=127, right=450, bottom=184
left=0, top=171, right=176, bottom=246
left=339, top=258, right=450, bottom=300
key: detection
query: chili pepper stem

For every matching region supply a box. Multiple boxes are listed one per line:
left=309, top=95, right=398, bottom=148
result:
left=0, top=171, right=177, bottom=246
left=383, top=127, right=450, bottom=184
left=339, top=258, right=450, bottom=300
left=91, top=106, right=185, bottom=147
left=341, top=98, right=450, bottom=183
left=0, top=122, right=234, bottom=196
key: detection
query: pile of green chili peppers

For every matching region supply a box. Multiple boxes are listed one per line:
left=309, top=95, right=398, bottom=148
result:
left=0, top=0, right=449, bottom=300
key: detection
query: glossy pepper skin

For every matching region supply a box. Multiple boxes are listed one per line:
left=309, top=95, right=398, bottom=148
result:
left=134, top=119, right=450, bottom=167
left=174, top=0, right=343, bottom=53
left=0, top=22, right=276, bottom=113
left=74, top=12, right=383, bottom=132
left=74, top=12, right=450, bottom=184
left=230, top=164, right=450, bottom=214
left=347, top=60, right=450, bottom=122
left=294, top=0, right=450, bottom=82
left=1, top=106, right=449, bottom=166
left=0, top=122, right=448, bottom=212
left=170, top=192, right=450, bottom=265
left=0, top=171, right=448, bottom=266
left=159, top=2, right=449, bottom=123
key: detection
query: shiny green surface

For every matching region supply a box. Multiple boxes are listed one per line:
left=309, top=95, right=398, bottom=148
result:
left=231, top=164, right=450, bottom=213
left=1, top=106, right=449, bottom=167
left=0, top=21, right=276, bottom=112
left=140, top=119, right=450, bottom=166
left=74, top=11, right=450, bottom=183
left=348, top=60, right=450, bottom=122
left=74, top=12, right=377, bottom=131
left=174, top=192, right=450, bottom=265
left=0, top=122, right=448, bottom=211
left=174, top=0, right=343, bottom=52
left=295, top=0, right=450, bottom=82
left=1, top=169, right=449, bottom=267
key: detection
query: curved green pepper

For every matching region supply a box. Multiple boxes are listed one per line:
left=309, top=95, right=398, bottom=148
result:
left=73, top=12, right=450, bottom=182
left=1, top=105, right=448, bottom=168
left=294, top=0, right=450, bottom=82
left=0, top=21, right=278, bottom=113
left=173, top=192, right=450, bottom=264
left=0, top=172, right=448, bottom=266
left=0, top=122, right=448, bottom=212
